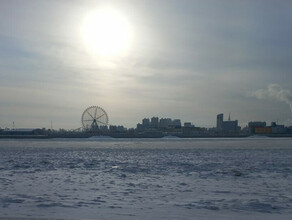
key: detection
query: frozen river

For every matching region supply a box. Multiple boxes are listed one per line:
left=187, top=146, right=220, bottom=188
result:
left=0, top=138, right=292, bottom=220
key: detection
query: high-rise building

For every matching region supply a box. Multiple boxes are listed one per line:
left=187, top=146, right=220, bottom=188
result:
left=217, top=113, right=223, bottom=131
left=142, top=118, right=150, bottom=128
left=159, top=118, right=172, bottom=128
left=151, top=117, right=159, bottom=128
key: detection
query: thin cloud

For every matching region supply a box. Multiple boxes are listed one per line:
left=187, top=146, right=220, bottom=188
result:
left=250, top=84, right=292, bottom=112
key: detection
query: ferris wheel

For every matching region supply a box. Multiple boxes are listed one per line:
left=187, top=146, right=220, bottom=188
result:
left=81, top=106, right=109, bottom=130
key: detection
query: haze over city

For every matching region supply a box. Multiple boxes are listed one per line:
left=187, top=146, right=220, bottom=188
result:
left=1, top=0, right=292, bottom=129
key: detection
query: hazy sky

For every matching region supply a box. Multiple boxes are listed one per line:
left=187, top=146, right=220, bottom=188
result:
left=1, top=0, right=292, bottom=129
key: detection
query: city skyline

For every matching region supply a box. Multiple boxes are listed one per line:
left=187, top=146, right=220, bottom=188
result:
left=1, top=111, right=290, bottom=132
left=2, top=111, right=291, bottom=138
left=1, top=0, right=292, bottom=129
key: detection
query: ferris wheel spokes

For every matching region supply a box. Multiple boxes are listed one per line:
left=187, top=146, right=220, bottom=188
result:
left=87, top=111, right=95, bottom=119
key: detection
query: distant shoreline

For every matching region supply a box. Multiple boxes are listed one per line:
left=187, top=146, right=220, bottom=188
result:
left=1, top=134, right=292, bottom=139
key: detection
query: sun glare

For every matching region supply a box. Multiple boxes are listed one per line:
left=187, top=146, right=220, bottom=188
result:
left=82, top=8, right=133, bottom=57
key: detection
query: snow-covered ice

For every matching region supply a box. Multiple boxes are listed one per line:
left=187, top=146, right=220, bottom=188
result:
left=0, top=138, right=291, bottom=220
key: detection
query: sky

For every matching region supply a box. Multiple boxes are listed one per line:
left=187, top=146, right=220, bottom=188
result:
left=0, top=0, right=292, bottom=129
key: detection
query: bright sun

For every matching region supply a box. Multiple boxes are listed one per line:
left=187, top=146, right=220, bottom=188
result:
left=82, top=8, right=133, bottom=57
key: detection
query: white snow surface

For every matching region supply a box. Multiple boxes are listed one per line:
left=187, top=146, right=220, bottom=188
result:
left=0, top=138, right=292, bottom=220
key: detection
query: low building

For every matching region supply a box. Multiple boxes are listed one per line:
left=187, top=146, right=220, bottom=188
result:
left=271, top=122, right=286, bottom=134
left=248, top=121, right=266, bottom=128
left=117, top=126, right=126, bottom=132
left=172, top=119, right=181, bottom=128
left=248, top=121, right=267, bottom=134
left=222, top=120, right=238, bottom=132
left=109, top=125, right=117, bottom=132
left=216, top=113, right=239, bottom=133
left=254, top=127, right=272, bottom=134
left=1, top=128, right=46, bottom=136
left=136, top=123, right=144, bottom=131
left=184, top=122, right=194, bottom=128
